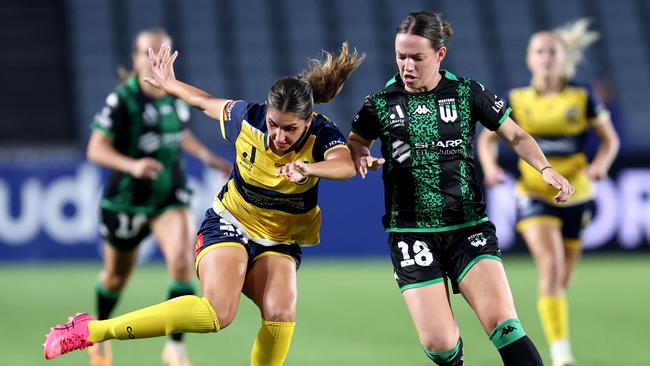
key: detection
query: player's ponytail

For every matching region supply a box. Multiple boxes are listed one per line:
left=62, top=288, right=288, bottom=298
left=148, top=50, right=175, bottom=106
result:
left=267, top=43, right=364, bottom=119
left=553, top=18, right=599, bottom=79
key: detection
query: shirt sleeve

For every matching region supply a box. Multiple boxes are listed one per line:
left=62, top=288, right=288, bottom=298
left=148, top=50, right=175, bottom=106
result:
left=312, top=120, right=348, bottom=162
left=219, top=100, right=264, bottom=142
left=470, top=80, right=512, bottom=131
left=350, top=95, right=381, bottom=141
left=90, top=92, right=128, bottom=139
left=585, top=84, right=608, bottom=119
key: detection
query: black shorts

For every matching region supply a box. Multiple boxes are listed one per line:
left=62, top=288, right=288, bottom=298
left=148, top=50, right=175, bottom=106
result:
left=194, top=209, right=302, bottom=276
left=99, top=188, right=190, bottom=252
left=516, top=197, right=595, bottom=240
left=389, top=221, right=502, bottom=294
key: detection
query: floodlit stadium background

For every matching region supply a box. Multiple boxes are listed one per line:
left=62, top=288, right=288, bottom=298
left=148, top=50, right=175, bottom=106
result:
left=1, top=0, right=649, bottom=365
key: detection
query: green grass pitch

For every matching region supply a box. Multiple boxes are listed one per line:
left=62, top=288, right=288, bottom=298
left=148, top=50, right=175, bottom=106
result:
left=1, top=254, right=648, bottom=365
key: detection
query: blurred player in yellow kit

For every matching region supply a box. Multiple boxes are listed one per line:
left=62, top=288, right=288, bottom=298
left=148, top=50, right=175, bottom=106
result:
left=478, top=19, right=619, bottom=366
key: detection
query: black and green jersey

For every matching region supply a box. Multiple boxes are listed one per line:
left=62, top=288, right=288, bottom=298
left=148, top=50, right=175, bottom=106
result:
left=351, top=70, right=511, bottom=232
left=91, top=76, right=191, bottom=215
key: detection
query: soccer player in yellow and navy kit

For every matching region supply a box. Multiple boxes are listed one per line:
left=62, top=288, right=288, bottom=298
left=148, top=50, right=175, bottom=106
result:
left=478, top=19, right=619, bottom=366
left=44, top=42, right=363, bottom=366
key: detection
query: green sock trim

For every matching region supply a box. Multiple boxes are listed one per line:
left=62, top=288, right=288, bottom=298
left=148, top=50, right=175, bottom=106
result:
left=489, top=319, right=526, bottom=349
left=167, top=280, right=196, bottom=294
left=423, top=339, right=461, bottom=363
left=95, top=279, right=120, bottom=300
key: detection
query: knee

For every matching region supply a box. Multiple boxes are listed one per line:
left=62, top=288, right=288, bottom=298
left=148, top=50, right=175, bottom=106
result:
left=262, top=299, right=296, bottom=322
left=166, top=250, right=193, bottom=278
left=100, top=271, right=129, bottom=291
left=203, top=294, right=239, bottom=329
left=420, top=330, right=459, bottom=353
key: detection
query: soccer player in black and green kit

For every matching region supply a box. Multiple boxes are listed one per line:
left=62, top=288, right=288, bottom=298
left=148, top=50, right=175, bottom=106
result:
left=348, top=11, right=574, bottom=366
left=85, top=29, right=230, bottom=366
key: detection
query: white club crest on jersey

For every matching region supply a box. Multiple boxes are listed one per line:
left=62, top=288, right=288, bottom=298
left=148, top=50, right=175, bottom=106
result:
left=438, top=98, right=458, bottom=123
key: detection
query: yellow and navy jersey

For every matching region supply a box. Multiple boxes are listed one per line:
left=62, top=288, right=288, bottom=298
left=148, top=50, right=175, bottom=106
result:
left=213, top=100, right=348, bottom=246
left=507, top=81, right=609, bottom=205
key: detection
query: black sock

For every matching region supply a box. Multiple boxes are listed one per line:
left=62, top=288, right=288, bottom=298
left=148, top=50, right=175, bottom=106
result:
left=497, top=335, right=543, bottom=366
left=424, top=338, right=465, bottom=365
left=490, top=319, right=542, bottom=366
left=167, top=281, right=196, bottom=342
left=96, top=279, right=120, bottom=320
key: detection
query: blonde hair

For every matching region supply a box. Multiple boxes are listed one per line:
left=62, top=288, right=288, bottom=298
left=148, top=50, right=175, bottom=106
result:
left=553, top=18, right=599, bottom=78
left=298, top=42, right=365, bottom=104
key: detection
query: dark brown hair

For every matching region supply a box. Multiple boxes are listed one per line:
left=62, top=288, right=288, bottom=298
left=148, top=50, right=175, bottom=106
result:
left=396, top=11, right=454, bottom=50
left=266, top=42, right=364, bottom=119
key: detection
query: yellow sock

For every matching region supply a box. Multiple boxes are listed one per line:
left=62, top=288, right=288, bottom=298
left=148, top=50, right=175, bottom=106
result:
left=250, top=320, right=295, bottom=366
left=538, top=295, right=569, bottom=345
left=87, top=295, right=219, bottom=342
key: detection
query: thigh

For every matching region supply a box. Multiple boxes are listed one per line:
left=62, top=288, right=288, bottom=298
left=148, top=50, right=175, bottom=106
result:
left=517, top=198, right=565, bottom=268
left=243, top=253, right=298, bottom=322
left=151, top=207, right=195, bottom=253
left=402, top=282, right=459, bottom=345
left=198, top=245, right=249, bottom=328
left=389, top=232, right=444, bottom=292
left=151, top=207, right=195, bottom=279
left=459, top=259, right=517, bottom=334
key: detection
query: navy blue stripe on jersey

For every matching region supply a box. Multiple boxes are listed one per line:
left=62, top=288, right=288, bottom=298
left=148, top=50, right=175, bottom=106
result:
left=533, top=134, right=587, bottom=157
left=223, top=165, right=319, bottom=214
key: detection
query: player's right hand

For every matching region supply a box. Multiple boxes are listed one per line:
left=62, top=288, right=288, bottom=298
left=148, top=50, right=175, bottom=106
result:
left=356, top=155, right=385, bottom=179
left=541, top=167, right=575, bottom=203
left=130, top=157, right=163, bottom=180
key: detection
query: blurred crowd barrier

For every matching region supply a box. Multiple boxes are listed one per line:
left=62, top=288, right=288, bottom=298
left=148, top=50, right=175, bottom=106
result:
left=1, top=156, right=649, bottom=262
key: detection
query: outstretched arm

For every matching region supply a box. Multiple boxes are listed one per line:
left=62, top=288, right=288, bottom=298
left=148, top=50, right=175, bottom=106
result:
left=277, top=147, right=356, bottom=182
left=495, top=117, right=575, bottom=202
left=347, top=132, right=384, bottom=179
left=143, top=44, right=228, bottom=121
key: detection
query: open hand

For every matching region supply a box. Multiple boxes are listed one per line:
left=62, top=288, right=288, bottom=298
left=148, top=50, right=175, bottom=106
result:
left=143, top=44, right=178, bottom=91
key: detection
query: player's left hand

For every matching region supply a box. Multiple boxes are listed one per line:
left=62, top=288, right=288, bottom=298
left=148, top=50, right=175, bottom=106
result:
left=542, top=167, right=575, bottom=203
left=277, top=161, right=311, bottom=183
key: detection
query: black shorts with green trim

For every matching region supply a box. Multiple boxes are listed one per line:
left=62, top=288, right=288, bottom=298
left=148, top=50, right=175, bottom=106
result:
left=195, top=208, right=302, bottom=269
left=99, top=184, right=191, bottom=252
left=389, top=221, right=501, bottom=294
